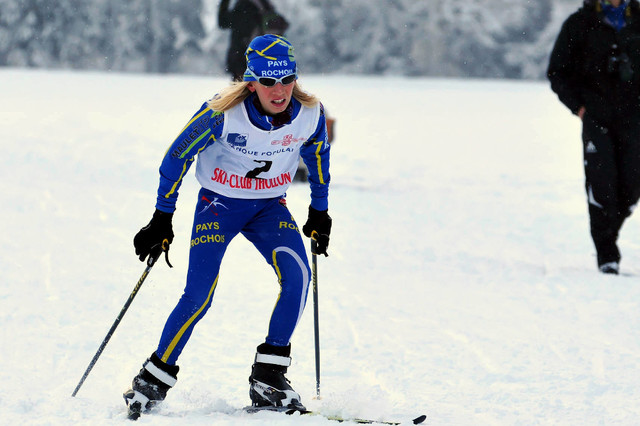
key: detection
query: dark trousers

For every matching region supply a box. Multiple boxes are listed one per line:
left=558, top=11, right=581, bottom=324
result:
left=581, top=112, right=640, bottom=266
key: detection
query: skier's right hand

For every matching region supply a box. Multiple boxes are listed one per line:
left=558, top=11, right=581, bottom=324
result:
left=134, top=209, right=174, bottom=262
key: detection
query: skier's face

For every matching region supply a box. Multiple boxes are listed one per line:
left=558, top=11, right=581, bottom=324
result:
left=248, top=80, right=295, bottom=115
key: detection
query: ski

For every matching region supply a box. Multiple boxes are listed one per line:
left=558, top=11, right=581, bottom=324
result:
left=308, top=412, right=427, bottom=425
left=243, top=406, right=426, bottom=425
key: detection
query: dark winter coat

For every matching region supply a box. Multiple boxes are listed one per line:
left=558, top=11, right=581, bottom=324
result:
left=547, top=0, right=640, bottom=125
left=218, top=0, right=289, bottom=80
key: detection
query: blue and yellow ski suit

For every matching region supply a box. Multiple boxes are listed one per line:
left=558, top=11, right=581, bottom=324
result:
left=152, top=93, right=330, bottom=365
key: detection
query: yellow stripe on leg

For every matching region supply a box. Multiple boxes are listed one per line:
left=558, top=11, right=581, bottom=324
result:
left=161, top=275, right=219, bottom=363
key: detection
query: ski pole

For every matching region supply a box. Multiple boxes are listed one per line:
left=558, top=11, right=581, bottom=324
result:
left=310, top=231, right=321, bottom=399
left=71, top=240, right=169, bottom=397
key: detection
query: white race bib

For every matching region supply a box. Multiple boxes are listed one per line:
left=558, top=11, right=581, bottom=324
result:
left=195, top=101, right=320, bottom=199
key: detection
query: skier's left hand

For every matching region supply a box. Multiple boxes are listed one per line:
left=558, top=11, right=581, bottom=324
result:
left=302, top=206, right=332, bottom=256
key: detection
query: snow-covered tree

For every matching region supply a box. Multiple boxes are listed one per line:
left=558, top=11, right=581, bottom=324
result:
left=0, top=0, right=583, bottom=79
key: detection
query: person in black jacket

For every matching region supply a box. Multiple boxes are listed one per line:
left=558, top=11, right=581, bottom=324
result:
left=218, top=0, right=289, bottom=81
left=548, top=0, right=640, bottom=274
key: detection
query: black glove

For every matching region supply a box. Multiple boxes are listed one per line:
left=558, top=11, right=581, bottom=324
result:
left=302, top=206, right=332, bottom=256
left=134, top=209, right=174, bottom=264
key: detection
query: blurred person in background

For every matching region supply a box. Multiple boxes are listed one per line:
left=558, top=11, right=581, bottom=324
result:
left=547, top=0, right=640, bottom=274
left=218, top=0, right=289, bottom=81
left=123, top=34, right=332, bottom=419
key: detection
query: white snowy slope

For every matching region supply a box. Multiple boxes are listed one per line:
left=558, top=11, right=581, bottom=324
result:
left=2, top=69, right=640, bottom=425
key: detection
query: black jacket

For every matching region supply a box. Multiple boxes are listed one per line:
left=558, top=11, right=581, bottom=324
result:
left=218, top=0, right=288, bottom=80
left=547, top=0, right=640, bottom=124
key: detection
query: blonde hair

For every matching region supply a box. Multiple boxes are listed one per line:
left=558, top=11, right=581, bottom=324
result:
left=207, top=81, right=320, bottom=112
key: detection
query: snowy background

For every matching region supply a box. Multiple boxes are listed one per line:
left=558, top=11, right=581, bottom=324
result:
left=1, top=0, right=582, bottom=79
left=3, top=68, right=640, bottom=425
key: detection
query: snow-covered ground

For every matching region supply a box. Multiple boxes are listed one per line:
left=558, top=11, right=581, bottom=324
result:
left=2, top=69, right=640, bottom=425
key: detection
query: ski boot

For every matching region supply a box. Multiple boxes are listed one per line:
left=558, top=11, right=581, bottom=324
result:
left=599, top=261, right=620, bottom=275
left=249, top=343, right=306, bottom=411
left=123, top=352, right=179, bottom=420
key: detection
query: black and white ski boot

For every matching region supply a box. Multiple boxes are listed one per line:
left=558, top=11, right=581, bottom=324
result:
left=123, top=352, right=179, bottom=420
left=599, top=261, right=620, bottom=274
left=249, top=343, right=306, bottom=411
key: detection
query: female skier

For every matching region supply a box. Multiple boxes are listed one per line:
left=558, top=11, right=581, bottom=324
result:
left=123, top=34, right=332, bottom=419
